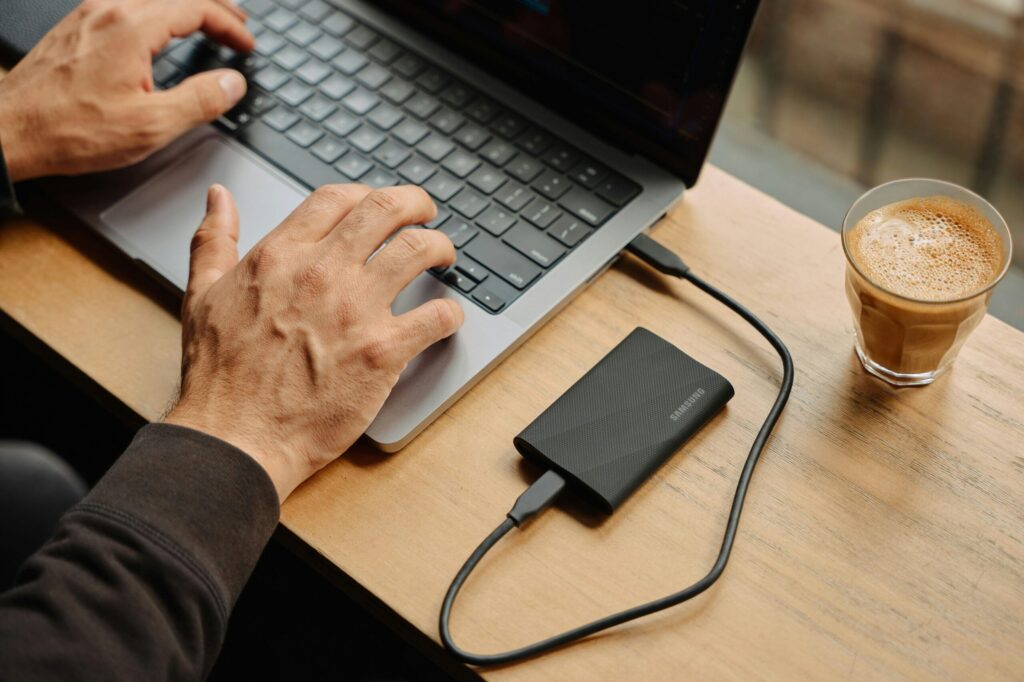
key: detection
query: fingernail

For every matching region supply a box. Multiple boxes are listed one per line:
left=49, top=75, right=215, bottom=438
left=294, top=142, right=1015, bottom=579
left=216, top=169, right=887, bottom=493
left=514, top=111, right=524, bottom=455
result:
left=218, top=71, right=246, bottom=106
left=207, top=184, right=223, bottom=213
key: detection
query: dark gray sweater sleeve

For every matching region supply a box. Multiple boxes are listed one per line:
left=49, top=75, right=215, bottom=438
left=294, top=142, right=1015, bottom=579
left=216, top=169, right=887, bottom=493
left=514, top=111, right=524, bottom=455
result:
left=0, top=423, right=280, bottom=681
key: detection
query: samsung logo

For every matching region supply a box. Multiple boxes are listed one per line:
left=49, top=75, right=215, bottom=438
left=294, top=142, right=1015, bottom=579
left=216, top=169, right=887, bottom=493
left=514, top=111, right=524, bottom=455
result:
left=670, top=388, right=706, bottom=421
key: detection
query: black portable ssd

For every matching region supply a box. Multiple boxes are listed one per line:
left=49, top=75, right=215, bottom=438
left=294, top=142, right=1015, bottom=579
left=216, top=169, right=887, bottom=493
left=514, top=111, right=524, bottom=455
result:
left=514, top=328, right=734, bottom=513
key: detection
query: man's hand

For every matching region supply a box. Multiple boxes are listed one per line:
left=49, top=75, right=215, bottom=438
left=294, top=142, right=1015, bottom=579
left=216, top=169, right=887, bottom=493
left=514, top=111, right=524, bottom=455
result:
left=0, top=0, right=254, bottom=182
left=165, top=184, right=464, bottom=501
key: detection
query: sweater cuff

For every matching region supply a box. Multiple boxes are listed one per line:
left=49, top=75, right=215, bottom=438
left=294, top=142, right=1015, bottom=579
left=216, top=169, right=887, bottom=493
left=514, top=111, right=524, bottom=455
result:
left=84, top=423, right=280, bottom=608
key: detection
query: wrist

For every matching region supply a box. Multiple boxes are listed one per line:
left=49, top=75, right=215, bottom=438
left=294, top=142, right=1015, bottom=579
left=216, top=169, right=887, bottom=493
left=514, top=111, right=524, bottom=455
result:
left=164, top=403, right=305, bottom=502
left=0, top=102, right=41, bottom=183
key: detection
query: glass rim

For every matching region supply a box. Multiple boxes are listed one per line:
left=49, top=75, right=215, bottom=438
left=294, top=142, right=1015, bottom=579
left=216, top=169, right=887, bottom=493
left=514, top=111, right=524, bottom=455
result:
left=841, top=177, right=1013, bottom=305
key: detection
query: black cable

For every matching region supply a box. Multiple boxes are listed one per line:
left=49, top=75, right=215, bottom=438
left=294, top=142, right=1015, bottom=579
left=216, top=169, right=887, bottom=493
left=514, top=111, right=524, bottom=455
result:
left=439, top=234, right=795, bottom=666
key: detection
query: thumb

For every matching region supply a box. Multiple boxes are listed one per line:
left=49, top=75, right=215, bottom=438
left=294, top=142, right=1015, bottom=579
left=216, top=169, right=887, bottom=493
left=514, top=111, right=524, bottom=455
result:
left=187, top=184, right=240, bottom=303
left=157, top=68, right=247, bottom=136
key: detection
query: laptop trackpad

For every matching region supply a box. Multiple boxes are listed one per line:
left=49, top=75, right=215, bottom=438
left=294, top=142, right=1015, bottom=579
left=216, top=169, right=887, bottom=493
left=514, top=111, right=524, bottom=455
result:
left=101, top=137, right=307, bottom=290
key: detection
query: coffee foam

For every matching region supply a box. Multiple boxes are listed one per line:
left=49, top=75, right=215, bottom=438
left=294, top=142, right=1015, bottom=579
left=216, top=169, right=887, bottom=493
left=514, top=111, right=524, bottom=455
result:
left=847, top=195, right=1004, bottom=301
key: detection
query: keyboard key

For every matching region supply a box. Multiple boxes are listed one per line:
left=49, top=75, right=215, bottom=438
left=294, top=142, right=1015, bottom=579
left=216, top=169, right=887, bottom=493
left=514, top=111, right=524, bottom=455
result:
left=523, top=200, right=561, bottom=229
left=559, top=186, right=614, bottom=226
left=531, top=170, right=571, bottom=200
left=241, top=88, right=277, bottom=115
left=372, top=140, right=411, bottom=168
left=346, top=25, right=378, bottom=50
left=442, top=270, right=477, bottom=293
left=363, top=167, right=398, bottom=188
left=309, top=34, right=345, bottom=61
left=441, top=82, right=475, bottom=108
left=426, top=207, right=450, bottom=229
left=286, top=120, right=324, bottom=147
left=298, top=94, right=336, bottom=121
left=279, top=0, right=304, bottom=8
left=416, top=134, right=455, bottom=162
left=318, top=73, right=356, bottom=100
left=464, top=239, right=540, bottom=290
left=335, top=152, right=373, bottom=179
left=295, top=59, right=331, bottom=85
left=342, top=89, right=380, bottom=115
left=455, top=257, right=488, bottom=283
left=595, top=174, right=641, bottom=207
left=254, top=32, right=286, bottom=57
left=439, top=219, right=478, bottom=248
left=405, top=93, right=441, bottom=119
left=397, top=156, right=436, bottom=184
left=239, top=121, right=339, bottom=189
left=263, top=107, right=299, bottom=131
left=264, top=8, right=298, bottom=33
left=467, top=165, right=507, bottom=194
left=491, top=114, right=526, bottom=139
left=356, top=63, right=391, bottom=89
left=503, top=223, right=566, bottom=268
left=547, top=214, right=590, bottom=247
left=466, top=99, right=499, bottom=124
left=422, top=171, right=461, bottom=201
left=369, top=39, right=402, bottom=64
left=152, top=59, right=179, bottom=86
left=367, top=103, right=404, bottom=130
left=429, top=108, right=465, bottom=135
left=332, top=50, right=368, bottom=75
left=475, top=206, right=516, bottom=236
left=285, top=21, right=321, bottom=47
left=348, top=125, right=386, bottom=153
left=472, top=287, right=505, bottom=312
left=516, top=129, right=552, bottom=155
left=386, top=50, right=421, bottom=78
left=324, top=110, right=359, bottom=137
left=568, top=159, right=608, bottom=189
left=441, top=149, right=480, bottom=178
left=453, top=123, right=491, bottom=151
left=494, top=182, right=535, bottom=211
left=416, top=68, right=449, bottom=93
left=449, top=188, right=489, bottom=219
left=299, top=0, right=332, bottom=22
left=392, top=118, right=430, bottom=146
left=311, top=136, right=348, bottom=163
left=544, top=145, right=579, bottom=171
left=506, top=156, right=543, bottom=183
left=380, top=79, right=416, bottom=104
left=272, top=45, right=308, bottom=71
left=480, top=139, right=517, bottom=167
left=241, top=0, right=275, bottom=17
left=277, top=80, right=314, bottom=107
left=323, top=11, right=355, bottom=37
left=253, top=65, right=289, bottom=91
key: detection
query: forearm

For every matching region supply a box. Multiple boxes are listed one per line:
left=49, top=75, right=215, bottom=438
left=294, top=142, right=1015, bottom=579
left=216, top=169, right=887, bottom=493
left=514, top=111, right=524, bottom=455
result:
left=0, top=424, right=280, bottom=682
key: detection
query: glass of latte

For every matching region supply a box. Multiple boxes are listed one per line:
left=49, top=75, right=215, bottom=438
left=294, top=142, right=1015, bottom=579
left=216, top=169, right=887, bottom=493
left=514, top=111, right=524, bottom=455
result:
left=842, top=179, right=1012, bottom=386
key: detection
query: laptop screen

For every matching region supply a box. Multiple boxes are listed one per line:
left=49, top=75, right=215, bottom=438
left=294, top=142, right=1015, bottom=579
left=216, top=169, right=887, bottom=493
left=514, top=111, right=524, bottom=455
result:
left=373, top=0, right=760, bottom=187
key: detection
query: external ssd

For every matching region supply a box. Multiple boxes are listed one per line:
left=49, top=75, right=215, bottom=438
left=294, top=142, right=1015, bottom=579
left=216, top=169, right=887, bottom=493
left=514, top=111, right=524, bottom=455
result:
left=514, top=327, right=734, bottom=513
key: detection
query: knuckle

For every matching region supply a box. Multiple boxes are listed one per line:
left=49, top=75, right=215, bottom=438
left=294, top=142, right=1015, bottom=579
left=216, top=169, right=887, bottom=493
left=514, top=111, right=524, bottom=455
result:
left=393, top=229, right=432, bottom=258
left=245, top=243, right=278, bottom=277
left=364, top=188, right=402, bottom=216
left=296, top=259, right=331, bottom=294
left=191, top=81, right=224, bottom=120
left=360, top=333, right=396, bottom=370
left=429, top=298, right=458, bottom=333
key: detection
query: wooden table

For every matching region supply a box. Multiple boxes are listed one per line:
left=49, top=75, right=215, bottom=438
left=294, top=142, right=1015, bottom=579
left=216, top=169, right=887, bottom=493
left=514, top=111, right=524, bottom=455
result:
left=1, top=166, right=1022, bottom=681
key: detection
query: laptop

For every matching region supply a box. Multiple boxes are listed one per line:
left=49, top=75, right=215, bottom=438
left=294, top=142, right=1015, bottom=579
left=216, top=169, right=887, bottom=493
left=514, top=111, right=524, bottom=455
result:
left=43, top=0, right=760, bottom=450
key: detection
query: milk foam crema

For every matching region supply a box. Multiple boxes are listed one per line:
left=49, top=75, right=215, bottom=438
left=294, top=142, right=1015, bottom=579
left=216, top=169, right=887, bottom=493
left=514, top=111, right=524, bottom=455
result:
left=847, top=196, right=1004, bottom=302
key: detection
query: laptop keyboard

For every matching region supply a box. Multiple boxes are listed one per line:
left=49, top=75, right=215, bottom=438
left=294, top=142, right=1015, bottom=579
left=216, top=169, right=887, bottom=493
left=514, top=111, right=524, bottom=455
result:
left=153, top=0, right=641, bottom=314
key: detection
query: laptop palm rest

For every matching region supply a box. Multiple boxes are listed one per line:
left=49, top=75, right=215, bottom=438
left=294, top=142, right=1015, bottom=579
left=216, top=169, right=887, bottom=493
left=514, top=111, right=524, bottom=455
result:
left=101, top=137, right=306, bottom=290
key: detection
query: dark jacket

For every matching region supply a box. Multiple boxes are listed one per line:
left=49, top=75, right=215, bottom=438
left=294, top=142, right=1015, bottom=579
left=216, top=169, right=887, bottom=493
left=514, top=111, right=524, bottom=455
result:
left=0, top=424, right=280, bottom=680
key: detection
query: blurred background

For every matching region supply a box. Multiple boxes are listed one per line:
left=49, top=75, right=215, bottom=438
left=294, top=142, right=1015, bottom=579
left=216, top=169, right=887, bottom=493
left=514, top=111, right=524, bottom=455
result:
left=709, top=0, right=1024, bottom=329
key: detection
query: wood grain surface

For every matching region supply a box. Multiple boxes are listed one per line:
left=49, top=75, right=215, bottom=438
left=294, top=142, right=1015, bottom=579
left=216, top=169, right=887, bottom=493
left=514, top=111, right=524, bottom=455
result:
left=1, top=165, right=1022, bottom=681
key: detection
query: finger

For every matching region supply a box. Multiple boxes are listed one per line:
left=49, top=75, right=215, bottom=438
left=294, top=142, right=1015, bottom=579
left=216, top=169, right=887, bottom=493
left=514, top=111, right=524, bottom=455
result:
left=271, top=184, right=373, bottom=243
left=150, top=69, right=247, bottom=141
left=144, top=0, right=254, bottom=54
left=213, top=0, right=248, bottom=22
left=390, top=298, right=465, bottom=361
left=186, top=184, right=240, bottom=302
left=365, top=229, right=456, bottom=302
left=329, top=186, right=437, bottom=262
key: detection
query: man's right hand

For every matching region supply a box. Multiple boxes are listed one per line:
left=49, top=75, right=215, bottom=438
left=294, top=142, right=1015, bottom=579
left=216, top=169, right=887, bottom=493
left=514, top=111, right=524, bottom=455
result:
left=165, top=184, right=464, bottom=502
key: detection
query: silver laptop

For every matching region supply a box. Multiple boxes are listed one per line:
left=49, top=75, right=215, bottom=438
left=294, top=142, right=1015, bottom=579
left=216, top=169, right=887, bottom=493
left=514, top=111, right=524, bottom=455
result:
left=52, top=0, right=759, bottom=450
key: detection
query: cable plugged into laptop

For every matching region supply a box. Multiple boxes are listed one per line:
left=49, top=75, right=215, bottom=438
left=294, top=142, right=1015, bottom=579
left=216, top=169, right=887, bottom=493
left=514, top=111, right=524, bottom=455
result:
left=439, top=233, right=795, bottom=666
